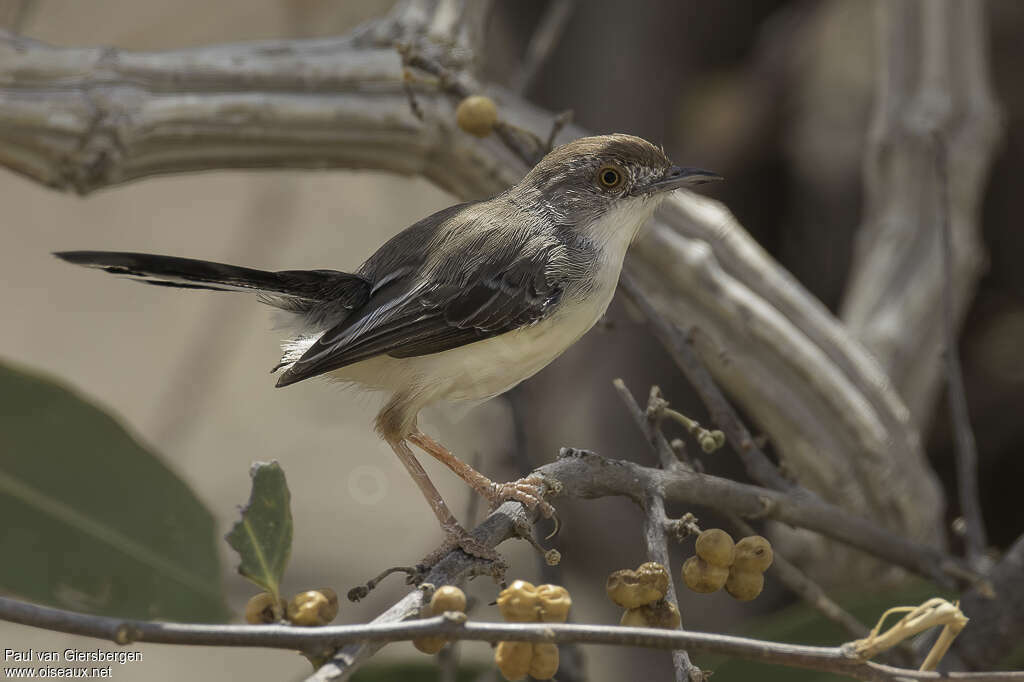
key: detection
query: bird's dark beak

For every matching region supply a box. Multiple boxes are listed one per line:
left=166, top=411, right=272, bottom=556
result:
left=638, top=166, right=722, bottom=194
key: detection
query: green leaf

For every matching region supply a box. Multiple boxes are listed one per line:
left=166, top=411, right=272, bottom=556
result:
left=0, top=360, right=228, bottom=622
left=225, top=461, right=292, bottom=600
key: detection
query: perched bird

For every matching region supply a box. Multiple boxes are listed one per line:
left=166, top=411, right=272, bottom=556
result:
left=56, top=134, right=719, bottom=557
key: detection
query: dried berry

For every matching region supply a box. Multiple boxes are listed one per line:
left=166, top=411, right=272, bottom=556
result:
left=413, top=636, right=446, bottom=654
left=725, top=569, right=765, bottom=601
left=733, top=536, right=774, bottom=572
left=620, top=600, right=681, bottom=629
left=536, top=584, right=571, bottom=623
left=497, top=580, right=539, bottom=622
left=244, top=592, right=283, bottom=624
left=456, top=95, right=498, bottom=138
left=528, top=643, right=560, bottom=679
left=606, top=562, right=670, bottom=609
left=495, top=640, right=532, bottom=681
left=695, top=528, right=736, bottom=567
left=430, top=585, right=467, bottom=615
left=620, top=608, right=650, bottom=627
left=682, top=556, right=729, bottom=593
left=287, top=590, right=335, bottom=626
left=316, top=587, right=339, bottom=622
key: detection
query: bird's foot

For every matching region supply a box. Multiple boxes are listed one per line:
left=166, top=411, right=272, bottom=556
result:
left=487, top=474, right=557, bottom=520
left=420, top=522, right=500, bottom=566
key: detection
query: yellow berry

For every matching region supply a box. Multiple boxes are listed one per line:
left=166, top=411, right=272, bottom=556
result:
left=287, top=590, right=334, bottom=626
left=456, top=95, right=498, bottom=137
left=536, top=584, right=571, bottom=623
left=682, top=556, right=729, bottom=593
left=620, top=600, right=681, bottom=629
left=495, top=640, right=532, bottom=681
left=529, top=643, right=560, bottom=679
left=734, top=536, right=774, bottom=572
left=244, top=592, right=283, bottom=624
left=497, top=580, right=539, bottom=622
left=620, top=608, right=649, bottom=627
left=647, top=600, right=681, bottom=629
left=695, top=528, right=736, bottom=567
left=725, top=569, right=764, bottom=601
left=606, top=562, right=670, bottom=609
left=430, top=585, right=467, bottom=615
left=316, top=588, right=339, bottom=622
left=413, top=636, right=446, bottom=654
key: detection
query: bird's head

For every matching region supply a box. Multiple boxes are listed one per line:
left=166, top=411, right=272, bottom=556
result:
left=517, top=134, right=720, bottom=239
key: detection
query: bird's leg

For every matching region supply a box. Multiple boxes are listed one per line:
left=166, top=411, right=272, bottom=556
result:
left=386, top=438, right=497, bottom=561
left=408, top=431, right=556, bottom=520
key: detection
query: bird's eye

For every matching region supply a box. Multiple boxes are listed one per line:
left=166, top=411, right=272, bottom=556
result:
left=597, top=165, right=623, bottom=189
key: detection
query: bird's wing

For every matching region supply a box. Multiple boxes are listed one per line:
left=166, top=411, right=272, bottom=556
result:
left=274, top=231, right=567, bottom=387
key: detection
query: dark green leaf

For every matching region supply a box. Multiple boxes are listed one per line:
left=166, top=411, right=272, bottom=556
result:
left=225, top=461, right=292, bottom=599
left=0, top=360, right=228, bottom=622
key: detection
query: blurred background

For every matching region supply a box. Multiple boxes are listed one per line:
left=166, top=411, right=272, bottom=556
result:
left=1, top=1, right=1023, bottom=680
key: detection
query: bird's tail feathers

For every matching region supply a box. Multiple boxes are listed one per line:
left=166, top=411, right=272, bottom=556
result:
left=53, top=251, right=370, bottom=310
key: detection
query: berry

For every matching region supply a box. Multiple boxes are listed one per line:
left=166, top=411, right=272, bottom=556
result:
left=733, top=536, right=773, bottom=572
left=695, top=528, right=736, bottom=567
left=456, top=95, right=498, bottom=138
left=725, top=569, right=765, bottom=601
left=682, top=556, right=729, bottom=593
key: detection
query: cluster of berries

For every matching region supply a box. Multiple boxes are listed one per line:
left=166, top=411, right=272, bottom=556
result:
left=605, top=562, right=681, bottom=629
left=244, top=588, right=339, bottom=626
left=493, top=580, right=572, bottom=681
left=682, top=529, right=774, bottom=600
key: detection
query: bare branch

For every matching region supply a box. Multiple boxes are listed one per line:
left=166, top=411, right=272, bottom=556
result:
left=613, top=379, right=702, bottom=681
left=934, top=134, right=988, bottom=568
left=951, top=533, right=1024, bottom=669
left=4, top=595, right=1024, bottom=682
left=619, top=274, right=795, bottom=493
left=840, top=0, right=1003, bottom=429
left=510, top=0, right=577, bottom=94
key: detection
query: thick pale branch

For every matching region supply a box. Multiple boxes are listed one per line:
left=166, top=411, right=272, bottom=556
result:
left=840, top=0, right=1003, bottom=428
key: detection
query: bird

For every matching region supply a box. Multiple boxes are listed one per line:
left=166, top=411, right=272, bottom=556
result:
left=55, top=134, right=720, bottom=559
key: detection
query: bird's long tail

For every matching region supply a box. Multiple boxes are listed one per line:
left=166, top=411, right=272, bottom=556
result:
left=53, top=251, right=370, bottom=311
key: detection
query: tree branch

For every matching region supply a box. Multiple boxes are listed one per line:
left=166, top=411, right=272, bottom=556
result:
left=4, top=595, right=1024, bottom=682
left=0, top=448, right=982, bottom=680
left=839, top=0, right=1003, bottom=429
left=934, top=133, right=988, bottom=569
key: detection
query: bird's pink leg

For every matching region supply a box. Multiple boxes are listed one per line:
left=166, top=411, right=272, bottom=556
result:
left=408, top=431, right=556, bottom=520
left=386, top=438, right=496, bottom=561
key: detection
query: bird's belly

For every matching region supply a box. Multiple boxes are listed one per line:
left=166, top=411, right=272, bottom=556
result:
left=334, top=281, right=615, bottom=403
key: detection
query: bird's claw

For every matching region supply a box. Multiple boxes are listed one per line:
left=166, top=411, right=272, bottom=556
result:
left=487, top=474, right=558, bottom=535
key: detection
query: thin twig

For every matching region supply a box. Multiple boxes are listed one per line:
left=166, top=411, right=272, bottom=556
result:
left=510, top=0, right=577, bottom=94
left=3, top=597, right=1024, bottom=682
left=644, top=494, right=702, bottom=682
left=618, top=272, right=797, bottom=493
left=935, top=133, right=988, bottom=570
left=612, top=378, right=679, bottom=470
left=616, top=379, right=702, bottom=680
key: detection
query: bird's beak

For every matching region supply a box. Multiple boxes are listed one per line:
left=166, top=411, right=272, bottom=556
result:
left=637, top=166, right=722, bottom=195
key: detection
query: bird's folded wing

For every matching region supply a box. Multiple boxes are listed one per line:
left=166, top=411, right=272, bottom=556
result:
left=274, top=245, right=565, bottom=386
